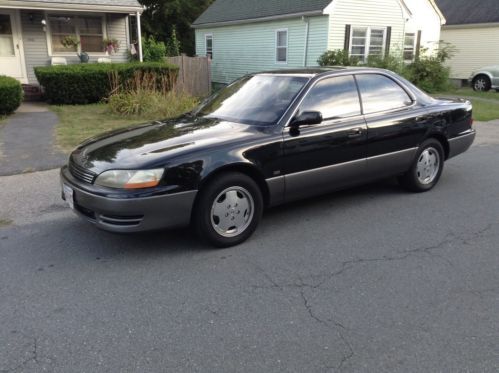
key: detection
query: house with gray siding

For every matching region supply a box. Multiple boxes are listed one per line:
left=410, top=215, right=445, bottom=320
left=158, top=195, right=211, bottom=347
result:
left=0, top=0, right=143, bottom=85
left=193, top=0, right=445, bottom=85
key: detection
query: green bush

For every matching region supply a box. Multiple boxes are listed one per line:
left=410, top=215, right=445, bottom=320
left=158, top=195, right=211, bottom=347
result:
left=34, top=62, right=178, bottom=104
left=142, top=36, right=167, bottom=62
left=365, top=54, right=405, bottom=75
left=317, top=49, right=359, bottom=67
left=0, top=75, right=23, bottom=115
left=317, top=42, right=455, bottom=93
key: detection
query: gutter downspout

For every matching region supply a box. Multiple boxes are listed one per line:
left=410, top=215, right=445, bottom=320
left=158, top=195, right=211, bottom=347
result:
left=136, top=11, right=143, bottom=62
left=302, top=16, right=310, bottom=67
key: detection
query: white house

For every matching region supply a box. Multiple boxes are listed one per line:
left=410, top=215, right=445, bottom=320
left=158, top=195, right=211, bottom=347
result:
left=437, top=0, right=499, bottom=83
left=193, top=0, right=445, bottom=84
left=0, top=0, right=144, bottom=87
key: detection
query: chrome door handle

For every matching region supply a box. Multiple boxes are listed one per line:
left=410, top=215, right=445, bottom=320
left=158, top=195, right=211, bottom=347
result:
left=348, top=127, right=363, bottom=138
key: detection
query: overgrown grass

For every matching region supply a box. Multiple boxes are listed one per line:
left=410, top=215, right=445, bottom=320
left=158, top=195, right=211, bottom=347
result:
left=434, top=87, right=499, bottom=122
left=52, top=96, right=198, bottom=153
left=52, top=104, right=154, bottom=153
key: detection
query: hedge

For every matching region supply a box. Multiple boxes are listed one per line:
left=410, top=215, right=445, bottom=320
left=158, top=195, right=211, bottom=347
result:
left=0, top=75, right=23, bottom=115
left=34, top=62, right=179, bottom=104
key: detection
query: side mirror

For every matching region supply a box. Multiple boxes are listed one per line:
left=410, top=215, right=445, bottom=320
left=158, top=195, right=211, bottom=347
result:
left=290, top=111, right=323, bottom=127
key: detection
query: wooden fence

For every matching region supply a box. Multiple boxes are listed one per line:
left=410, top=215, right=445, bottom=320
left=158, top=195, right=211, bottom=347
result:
left=167, top=55, right=211, bottom=97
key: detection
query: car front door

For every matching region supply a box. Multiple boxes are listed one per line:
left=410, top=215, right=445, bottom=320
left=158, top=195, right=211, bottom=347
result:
left=282, top=75, right=368, bottom=202
left=355, top=73, right=429, bottom=179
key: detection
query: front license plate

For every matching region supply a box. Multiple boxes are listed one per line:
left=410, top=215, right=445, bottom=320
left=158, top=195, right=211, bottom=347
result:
left=63, top=184, right=74, bottom=210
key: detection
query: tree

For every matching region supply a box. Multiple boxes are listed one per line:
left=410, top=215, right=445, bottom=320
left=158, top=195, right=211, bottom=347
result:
left=139, top=0, right=215, bottom=56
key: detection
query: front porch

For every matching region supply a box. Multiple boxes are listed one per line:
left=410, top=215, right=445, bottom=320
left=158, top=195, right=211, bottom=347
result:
left=0, top=0, right=143, bottom=85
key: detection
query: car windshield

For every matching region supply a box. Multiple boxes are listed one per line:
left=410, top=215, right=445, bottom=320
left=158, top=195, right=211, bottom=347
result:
left=195, top=75, right=310, bottom=126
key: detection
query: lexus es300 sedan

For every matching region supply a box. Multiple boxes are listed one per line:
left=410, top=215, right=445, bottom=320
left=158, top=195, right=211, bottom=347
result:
left=61, top=68, right=475, bottom=247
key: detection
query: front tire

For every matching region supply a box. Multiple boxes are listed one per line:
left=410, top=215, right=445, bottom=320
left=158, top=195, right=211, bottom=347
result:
left=472, top=75, right=491, bottom=92
left=193, top=172, right=263, bottom=248
left=399, top=139, right=444, bottom=193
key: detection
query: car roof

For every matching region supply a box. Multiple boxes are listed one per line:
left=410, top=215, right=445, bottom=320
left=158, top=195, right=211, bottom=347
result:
left=255, top=67, right=388, bottom=78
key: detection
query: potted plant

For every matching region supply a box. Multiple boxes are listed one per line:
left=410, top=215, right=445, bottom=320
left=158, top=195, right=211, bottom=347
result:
left=103, top=38, right=120, bottom=55
left=61, top=35, right=89, bottom=63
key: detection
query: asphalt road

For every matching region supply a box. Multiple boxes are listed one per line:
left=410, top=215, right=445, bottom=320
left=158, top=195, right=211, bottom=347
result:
left=1, top=122, right=498, bottom=372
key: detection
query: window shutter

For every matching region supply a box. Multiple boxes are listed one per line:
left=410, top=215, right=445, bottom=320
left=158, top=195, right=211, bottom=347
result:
left=385, top=26, right=392, bottom=57
left=415, top=30, right=422, bottom=59
left=344, top=24, right=351, bottom=51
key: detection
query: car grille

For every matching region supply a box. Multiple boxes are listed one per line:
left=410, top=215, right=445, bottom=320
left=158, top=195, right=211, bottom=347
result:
left=69, top=161, right=97, bottom=184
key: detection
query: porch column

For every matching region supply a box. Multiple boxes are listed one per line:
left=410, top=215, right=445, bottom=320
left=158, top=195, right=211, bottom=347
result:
left=136, top=11, right=143, bottom=62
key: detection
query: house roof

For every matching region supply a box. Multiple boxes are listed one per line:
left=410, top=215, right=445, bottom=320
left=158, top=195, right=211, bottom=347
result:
left=192, top=0, right=332, bottom=28
left=0, top=0, right=143, bottom=12
left=436, top=0, right=499, bottom=25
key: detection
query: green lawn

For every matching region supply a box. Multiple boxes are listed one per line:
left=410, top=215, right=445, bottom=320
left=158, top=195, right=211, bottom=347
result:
left=51, top=104, right=154, bottom=153
left=435, top=88, right=499, bottom=122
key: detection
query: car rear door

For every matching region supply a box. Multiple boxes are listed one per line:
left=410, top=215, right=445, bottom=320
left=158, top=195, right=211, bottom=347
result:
left=282, top=75, right=368, bottom=202
left=355, top=73, right=429, bottom=179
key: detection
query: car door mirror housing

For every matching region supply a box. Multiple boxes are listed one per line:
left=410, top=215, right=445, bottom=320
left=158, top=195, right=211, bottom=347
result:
left=290, top=111, right=323, bottom=127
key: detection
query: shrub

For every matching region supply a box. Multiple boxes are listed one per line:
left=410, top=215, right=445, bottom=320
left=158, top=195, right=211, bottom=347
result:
left=317, top=42, right=456, bottom=93
left=0, top=75, right=23, bottom=115
left=108, top=90, right=198, bottom=118
left=108, top=70, right=198, bottom=117
left=317, top=49, right=359, bottom=67
left=365, top=54, right=405, bottom=75
left=166, top=27, right=181, bottom=57
left=34, top=62, right=178, bottom=104
left=142, top=36, right=167, bottom=62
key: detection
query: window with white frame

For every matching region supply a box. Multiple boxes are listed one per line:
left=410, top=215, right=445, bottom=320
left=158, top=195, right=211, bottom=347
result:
left=404, top=33, right=416, bottom=61
left=350, top=27, right=386, bottom=62
left=205, top=34, right=213, bottom=59
left=276, top=29, right=288, bottom=63
left=48, top=14, right=104, bottom=54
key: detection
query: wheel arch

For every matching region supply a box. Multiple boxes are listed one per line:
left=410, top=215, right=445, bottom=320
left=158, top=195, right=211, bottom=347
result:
left=472, top=72, right=493, bottom=83
left=425, top=133, right=450, bottom=160
left=194, top=163, right=271, bottom=210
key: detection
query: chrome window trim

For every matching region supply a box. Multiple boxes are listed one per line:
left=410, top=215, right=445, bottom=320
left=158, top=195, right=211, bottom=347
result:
left=281, top=70, right=419, bottom=129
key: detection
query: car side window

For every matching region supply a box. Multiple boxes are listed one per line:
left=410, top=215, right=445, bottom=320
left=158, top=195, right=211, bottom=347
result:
left=299, top=75, right=361, bottom=120
left=356, top=74, right=413, bottom=114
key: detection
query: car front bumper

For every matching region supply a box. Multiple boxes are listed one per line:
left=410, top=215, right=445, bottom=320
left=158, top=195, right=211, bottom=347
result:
left=60, top=166, right=198, bottom=233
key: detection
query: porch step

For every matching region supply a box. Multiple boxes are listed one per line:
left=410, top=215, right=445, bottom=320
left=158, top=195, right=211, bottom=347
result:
left=22, top=84, right=43, bottom=102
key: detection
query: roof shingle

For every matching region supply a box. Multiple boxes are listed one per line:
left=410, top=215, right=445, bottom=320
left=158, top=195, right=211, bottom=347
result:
left=193, top=0, right=332, bottom=27
left=436, top=0, right=499, bottom=25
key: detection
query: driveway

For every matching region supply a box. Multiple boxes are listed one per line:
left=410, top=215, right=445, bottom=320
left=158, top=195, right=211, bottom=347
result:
left=0, top=103, right=66, bottom=176
left=0, top=122, right=498, bottom=372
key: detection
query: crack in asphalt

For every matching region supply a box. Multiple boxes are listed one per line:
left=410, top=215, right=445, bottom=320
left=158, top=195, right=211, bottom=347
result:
left=245, top=223, right=495, bottom=371
left=298, top=287, right=354, bottom=372
left=0, top=337, right=38, bottom=373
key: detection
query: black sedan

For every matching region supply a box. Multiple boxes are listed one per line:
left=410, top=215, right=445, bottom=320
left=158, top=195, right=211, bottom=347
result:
left=61, top=68, right=475, bottom=247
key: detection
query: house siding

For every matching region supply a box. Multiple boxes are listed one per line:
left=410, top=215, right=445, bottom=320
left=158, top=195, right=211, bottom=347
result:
left=195, top=16, right=329, bottom=84
left=326, top=0, right=405, bottom=56
left=403, top=0, right=442, bottom=54
left=19, top=10, right=130, bottom=84
left=441, top=26, right=499, bottom=79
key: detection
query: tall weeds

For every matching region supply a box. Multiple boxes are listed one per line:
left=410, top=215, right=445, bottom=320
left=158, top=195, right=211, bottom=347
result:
left=108, top=71, right=198, bottom=118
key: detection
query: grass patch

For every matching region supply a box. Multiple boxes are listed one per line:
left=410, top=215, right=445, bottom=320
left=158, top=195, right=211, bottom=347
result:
left=0, top=218, right=13, bottom=228
left=434, top=88, right=499, bottom=122
left=442, top=87, right=499, bottom=100
left=468, top=100, right=499, bottom=122
left=51, top=104, right=147, bottom=153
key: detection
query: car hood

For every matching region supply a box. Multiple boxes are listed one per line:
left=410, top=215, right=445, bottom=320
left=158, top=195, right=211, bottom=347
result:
left=70, top=116, right=263, bottom=174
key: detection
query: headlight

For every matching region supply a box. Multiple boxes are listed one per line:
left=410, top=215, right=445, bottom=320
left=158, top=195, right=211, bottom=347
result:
left=95, top=169, right=164, bottom=189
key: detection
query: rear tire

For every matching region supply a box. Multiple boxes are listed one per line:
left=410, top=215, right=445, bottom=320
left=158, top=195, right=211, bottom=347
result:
left=472, top=75, right=491, bottom=92
left=193, top=172, right=263, bottom=248
left=398, top=139, right=444, bottom=193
